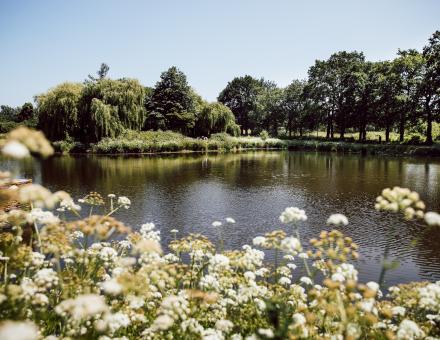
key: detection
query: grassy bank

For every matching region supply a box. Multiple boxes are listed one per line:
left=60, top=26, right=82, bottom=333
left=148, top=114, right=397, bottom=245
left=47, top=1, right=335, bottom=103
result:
left=285, top=139, right=440, bottom=157
left=51, top=130, right=440, bottom=157
left=89, top=131, right=286, bottom=154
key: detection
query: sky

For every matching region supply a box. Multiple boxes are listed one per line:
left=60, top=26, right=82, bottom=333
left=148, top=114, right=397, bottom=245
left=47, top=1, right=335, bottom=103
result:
left=0, top=0, right=439, bottom=106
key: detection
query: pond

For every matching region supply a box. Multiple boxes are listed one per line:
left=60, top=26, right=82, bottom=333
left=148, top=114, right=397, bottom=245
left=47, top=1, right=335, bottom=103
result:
left=4, top=151, right=440, bottom=287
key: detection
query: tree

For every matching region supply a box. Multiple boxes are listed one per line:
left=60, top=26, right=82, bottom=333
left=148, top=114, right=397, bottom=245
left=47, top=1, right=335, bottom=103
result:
left=195, top=102, right=240, bottom=137
left=79, top=78, right=147, bottom=141
left=421, top=31, right=440, bottom=144
left=17, top=102, right=34, bottom=122
left=218, top=75, right=265, bottom=135
left=283, top=80, right=307, bottom=137
left=87, top=63, right=110, bottom=82
left=36, top=82, right=83, bottom=140
left=0, top=105, right=19, bottom=121
left=308, top=51, right=365, bottom=139
left=254, top=83, right=284, bottom=136
left=392, top=50, right=424, bottom=142
left=374, top=61, right=401, bottom=142
left=149, top=66, right=195, bottom=133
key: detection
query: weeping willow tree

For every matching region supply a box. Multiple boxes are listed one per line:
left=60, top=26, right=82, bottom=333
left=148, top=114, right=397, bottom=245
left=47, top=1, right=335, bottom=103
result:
left=79, top=78, right=147, bottom=142
left=35, top=82, right=83, bottom=140
left=195, top=102, right=240, bottom=137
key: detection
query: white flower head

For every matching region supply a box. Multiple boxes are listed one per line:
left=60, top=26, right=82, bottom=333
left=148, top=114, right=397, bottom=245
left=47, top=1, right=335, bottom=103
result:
left=2, top=141, right=30, bottom=159
left=424, top=211, right=440, bottom=227
left=226, top=217, right=236, bottom=224
left=279, top=207, right=307, bottom=224
left=212, top=221, right=222, bottom=227
left=326, top=213, right=348, bottom=226
left=0, top=321, right=38, bottom=340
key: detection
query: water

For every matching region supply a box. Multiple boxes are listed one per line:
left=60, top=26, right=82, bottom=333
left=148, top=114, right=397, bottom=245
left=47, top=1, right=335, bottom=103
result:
left=3, top=151, right=440, bottom=287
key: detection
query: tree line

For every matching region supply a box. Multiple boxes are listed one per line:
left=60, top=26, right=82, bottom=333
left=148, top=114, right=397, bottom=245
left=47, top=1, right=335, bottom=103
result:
left=1, top=30, right=439, bottom=144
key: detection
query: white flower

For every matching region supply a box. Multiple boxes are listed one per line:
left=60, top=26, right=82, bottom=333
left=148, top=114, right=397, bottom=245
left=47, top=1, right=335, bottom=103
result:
left=280, top=237, right=301, bottom=253
left=117, top=196, right=131, bottom=208
left=55, top=294, right=108, bottom=321
left=396, top=319, right=425, bottom=339
left=152, top=314, right=174, bottom=331
left=279, top=207, right=307, bottom=224
left=278, top=277, right=291, bottom=286
left=104, top=312, right=131, bottom=334
left=326, top=213, right=349, bottom=226
left=0, top=321, right=38, bottom=340
left=29, top=208, right=59, bottom=225
left=170, top=229, right=179, bottom=233
left=252, top=236, right=266, bottom=247
left=300, top=276, right=313, bottom=285
left=215, top=319, right=234, bottom=333
left=292, top=313, right=306, bottom=325
left=212, top=221, right=222, bottom=227
left=331, top=272, right=346, bottom=282
left=101, top=278, right=122, bottom=295
left=392, top=306, right=406, bottom=316
left=226, top=217, right=236, bottom=224
left=33, top=268, right=58, bottom=289
left=424, top=211, right=440, bottom=227
left=2, top=141, right=30, bottom=159
left=108, top=194, right=116, bottom=198
left=258, top=328, right=274, bottom=338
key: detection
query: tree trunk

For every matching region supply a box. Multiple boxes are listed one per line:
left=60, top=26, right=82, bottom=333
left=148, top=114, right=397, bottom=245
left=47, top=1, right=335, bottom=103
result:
left=426, top=104, right=433, bottom=145
left=399, top=112, right=405, bottom=142
left=385, top=125, right=390, bottom=143
left=326, top=112, right=331, bottom=139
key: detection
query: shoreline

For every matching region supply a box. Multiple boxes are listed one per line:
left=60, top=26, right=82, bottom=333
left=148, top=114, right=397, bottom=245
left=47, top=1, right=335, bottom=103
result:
left=57, top=140, right=440, bottom=157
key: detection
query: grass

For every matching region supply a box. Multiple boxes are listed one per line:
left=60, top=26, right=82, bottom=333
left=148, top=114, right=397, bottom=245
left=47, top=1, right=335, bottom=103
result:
left=91, top=131, right=286, bottom=154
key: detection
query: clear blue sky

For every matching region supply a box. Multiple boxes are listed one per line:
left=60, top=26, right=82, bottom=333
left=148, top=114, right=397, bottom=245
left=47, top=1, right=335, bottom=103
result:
left=1, top=0, right=439, bottom=106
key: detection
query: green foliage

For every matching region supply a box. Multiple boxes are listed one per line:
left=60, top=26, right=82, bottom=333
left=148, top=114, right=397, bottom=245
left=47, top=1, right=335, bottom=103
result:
left=92, top=130, right=285, bottom=154
left=36, top=82, right=83, bottom=140
left=148, top=66, right=195, bottom=133
left=195, top=102, right=240, bottom=137
left=218, top=75, right=267, bottom=135
left=79, top=78, right=147, bottom=142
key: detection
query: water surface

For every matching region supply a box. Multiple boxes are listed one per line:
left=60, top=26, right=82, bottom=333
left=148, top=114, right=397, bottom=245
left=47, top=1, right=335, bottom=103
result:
left=4, top=151, right=440, bottom=287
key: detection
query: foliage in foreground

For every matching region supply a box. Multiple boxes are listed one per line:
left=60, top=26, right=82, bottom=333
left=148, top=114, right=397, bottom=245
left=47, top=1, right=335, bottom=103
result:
left=1, top=128, right=440, bottom=339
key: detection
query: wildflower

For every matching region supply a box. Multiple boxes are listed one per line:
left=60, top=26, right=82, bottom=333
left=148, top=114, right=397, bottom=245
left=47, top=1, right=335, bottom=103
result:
left=280, top=236, right=301, bottom=253
left=0, top=321, right=38, bottom=340
left=252, top=236, right=266, bottom=247
left=392, top=306, right=406, bottom=316
left=2, top=141, right=30, bottom=159
left=101, top=278, right=123, bottom=295
left=326, top=213, right=348, bottom=226
left=152, top=314, right=174, bottom=331
left=212, top=221, right=222, bottom=227
left=279, top=207, right=307, bottom=224
left=117, top=196, right=131, bottom=208
left=300, top=276, right=313, bottom=285
left=258, top=328, right=274, bottom=338
left=396, top=319, right=425, bottom=339
left=33, top=268, right=59, bottom=289
left=226, top=217, right=236, bottom=224
left=104, top=312, right=131, bottom=334
left=108, top=194, right=116, bottom=198
left=29, top=208, right=59, bottom=225
left=215, top=319, right=234, bottom=333
left=170, top=229, right=179, bottom=233
left=55, top=294, right=108, bottom=321
left=278, top=277, right=291, bottom=286
left=424, top=211, right=440, bottom=227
